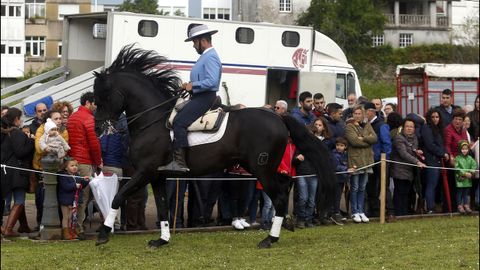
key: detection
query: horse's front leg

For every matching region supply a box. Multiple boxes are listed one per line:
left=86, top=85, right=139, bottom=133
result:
left=96, top=170, right=149, bottom=246
left=148, top=177, right=170, bottom=248
left=258, top=173, right=293, bottom=249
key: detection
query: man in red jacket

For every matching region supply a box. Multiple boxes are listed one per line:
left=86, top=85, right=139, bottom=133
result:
left=67, top=92, right=102, bottom=239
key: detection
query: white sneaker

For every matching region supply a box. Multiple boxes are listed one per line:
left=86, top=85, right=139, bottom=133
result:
left=359, top=213, right=369, bottom=223
left=239, top=218, right=251, bottom=228
left=232, top=219, right=244, bottom=230
left=352, top=214, right=362, bottom=223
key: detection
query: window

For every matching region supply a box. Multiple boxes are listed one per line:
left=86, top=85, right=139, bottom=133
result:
left=58, top=42, right=62, bottom=57
left=336, top=74, right=346, bottom=99
left=371, top=35, right=384, bottom=47
left=1, top=44, right=5, bottom=54
left=1, top=5, right=6, bottom=16
left=138, top=20, right=158, bottom=37
left=236, top=28, right=254, bottom=44
left=279, top=0, right=292, bottom=12
left=7, top=46, right=21, bottom=54
left=93, top=23, right=107, bottom=39
left=282, top=31, right=299, bottom=47
left=58, top=4, right=79, bottom=20
left=16, top=46, right=21, bottom=54
left=25, top=0, right=45, bottom=18
left=203, top=8, right=215, bottom=19
left=399, top=33, right=413, bottom=48
left=9, top=5, right=21, bottom=17
left=217, top=8, right=230, bottom=20
left=25, top=36, right=45, bottom=57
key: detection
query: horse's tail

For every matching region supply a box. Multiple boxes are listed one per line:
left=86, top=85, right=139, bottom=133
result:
left=281, top=115, right=336, bottom=218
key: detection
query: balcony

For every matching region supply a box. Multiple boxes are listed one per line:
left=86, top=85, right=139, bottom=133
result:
left=385, top=14, right=449, bottom=28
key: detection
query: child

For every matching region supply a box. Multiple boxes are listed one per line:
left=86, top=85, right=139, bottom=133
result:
left=455, top=140, right=477, bottom=215
left=57, top=157, right=89, bottom=240
left=39, top=118, right=70, bottom=159
left=22, top=125, right=35, bottom=139
left=330, top=137, right=355, bottom=225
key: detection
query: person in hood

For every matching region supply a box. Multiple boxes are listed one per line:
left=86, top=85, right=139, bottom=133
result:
left=454, top=140, right=477, bottom=214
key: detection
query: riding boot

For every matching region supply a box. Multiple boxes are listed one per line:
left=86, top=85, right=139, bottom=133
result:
left=157, top=148, right=190, bottom=173
left=17, top=205, right=32, bottom=233
left=1, top=204, right=22, bottom=237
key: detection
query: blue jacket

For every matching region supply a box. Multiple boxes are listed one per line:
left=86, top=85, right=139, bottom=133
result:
left=191, top=48, right=222, bottom=94
left=370, top=116, right=392, bottom=162
left=420, top=124, right=446, bottom=166
left=290, top=107, right=315, bottom=125
left=325, top=115, right=346, bottom=148
left=332, top=149, right=349, bottom=183
left=100, top=115, right=128, bottom=168
left=57, top=172, right=89, bottom=206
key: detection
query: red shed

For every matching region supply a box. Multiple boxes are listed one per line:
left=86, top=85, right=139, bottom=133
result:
left=396, top=63, right=479, bottom=117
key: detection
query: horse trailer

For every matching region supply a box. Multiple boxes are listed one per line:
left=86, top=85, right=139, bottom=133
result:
left=65, top=12, right=361, bottom=107
left=3, top=11, right=362, bottom=118
left=396, top=63, right=479, bottom=117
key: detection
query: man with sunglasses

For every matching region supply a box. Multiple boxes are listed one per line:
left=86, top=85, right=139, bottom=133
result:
left=274, top=100, right=288, bottom=116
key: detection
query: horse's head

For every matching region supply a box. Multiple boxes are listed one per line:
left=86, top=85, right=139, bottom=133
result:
left=93, top=71, right=125, bottom=136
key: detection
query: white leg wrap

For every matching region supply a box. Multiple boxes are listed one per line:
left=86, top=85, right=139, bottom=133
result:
left=270, top=216, right=284, bottom=238
left=160, top=221, right=170, bottom=241
left=104, top=208, right=119, bottom=232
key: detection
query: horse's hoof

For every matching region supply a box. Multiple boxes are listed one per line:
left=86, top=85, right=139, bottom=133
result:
left=95, top=224, right=111, bottom=246
left=148, top=238, right=169, bottom=248
left=257, top=237, right=272, bottom=249
left=282, top=217, right=295, bottom=232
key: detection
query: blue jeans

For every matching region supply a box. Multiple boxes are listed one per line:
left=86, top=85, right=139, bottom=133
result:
left=261, top=191, right=275, bottom=225
left=350, top=173, right=368, bottom=214
left=456, top=187, right=470, bottom=205
left=296, top=176, right=318, bottom=221
left=12, top=188, right=26, bottom=205
left=425, top=168, right=440, bottom=211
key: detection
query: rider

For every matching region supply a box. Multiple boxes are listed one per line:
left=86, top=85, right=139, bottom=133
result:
left=158, top=24, right=222, bottom=173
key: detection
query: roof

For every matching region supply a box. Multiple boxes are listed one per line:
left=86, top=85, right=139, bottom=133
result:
left=396, top=63, right=479, bottom=78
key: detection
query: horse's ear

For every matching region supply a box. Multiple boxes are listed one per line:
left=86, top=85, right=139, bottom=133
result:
left=93, top=71, right=101, bottom=78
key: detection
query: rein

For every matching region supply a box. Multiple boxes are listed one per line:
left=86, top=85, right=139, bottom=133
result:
left=125, top=91, right=184, bottom=126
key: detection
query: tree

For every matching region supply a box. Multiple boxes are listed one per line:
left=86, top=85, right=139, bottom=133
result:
left=296, top=0, right=386, bottom=55
left=119, top=0, right=159, bottom=14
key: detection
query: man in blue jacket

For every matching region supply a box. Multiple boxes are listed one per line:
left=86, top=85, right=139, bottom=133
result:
left=158, top=24, right=222, bottom=173
left=365, top=102, right=393, bottom=218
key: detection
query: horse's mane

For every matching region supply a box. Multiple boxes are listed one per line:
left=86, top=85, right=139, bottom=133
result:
left=96, top=44, right=181, bottom=97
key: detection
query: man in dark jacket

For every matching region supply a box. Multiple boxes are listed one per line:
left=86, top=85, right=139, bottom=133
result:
left=291, top=91, right=315, bottom=125
left=435, top=89, right=461, bottom=127
left=325, top=103, right=345, bottom=149
left=28, top=103, right=47, bottom=136
left=365, top=102, right=392, bottom=218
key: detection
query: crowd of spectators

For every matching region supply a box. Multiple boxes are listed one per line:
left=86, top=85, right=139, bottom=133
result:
left=0, top=89, right=479, bottom=240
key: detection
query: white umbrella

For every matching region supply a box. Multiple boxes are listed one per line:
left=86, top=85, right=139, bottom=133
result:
left=89, top=172, right=119, bottom=231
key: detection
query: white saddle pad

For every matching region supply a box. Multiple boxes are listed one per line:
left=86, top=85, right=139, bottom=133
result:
left=170, top=113, right=229, bottom=147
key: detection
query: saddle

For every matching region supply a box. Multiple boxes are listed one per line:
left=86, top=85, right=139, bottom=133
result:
left=167, top=97, right=226, bottom=133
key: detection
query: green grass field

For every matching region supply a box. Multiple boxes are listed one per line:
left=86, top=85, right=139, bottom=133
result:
left=1, top=216, right=478, bottom=270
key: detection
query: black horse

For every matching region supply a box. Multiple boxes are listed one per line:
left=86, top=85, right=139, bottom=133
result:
left=93, top=44, right=336, bottom=248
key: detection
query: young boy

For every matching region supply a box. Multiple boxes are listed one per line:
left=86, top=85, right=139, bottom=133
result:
left=455, top=140, right=477, bottom=215
left=330, top=137, right=355, bottom=225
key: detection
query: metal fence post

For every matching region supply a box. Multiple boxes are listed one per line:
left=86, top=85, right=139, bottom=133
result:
left=39, top=154, right=62, bottom=240
left=380, top=153, right=386, bottom=224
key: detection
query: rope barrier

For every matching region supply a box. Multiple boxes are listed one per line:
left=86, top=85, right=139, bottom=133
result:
left=1, top=159, right=478, bottom=181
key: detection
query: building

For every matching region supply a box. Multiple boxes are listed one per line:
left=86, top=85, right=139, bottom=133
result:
left=374, top=0, right=458, bottom=48
left=233, top=0, right=309, bottom=24
left=1, top=0, right=25, bottom=87
left=24, top=0, right=91, bottom=73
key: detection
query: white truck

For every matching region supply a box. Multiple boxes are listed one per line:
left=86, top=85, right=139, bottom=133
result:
left=5, top=11, right=362, bottom=114
left=64, top=12, right=361, bottom=107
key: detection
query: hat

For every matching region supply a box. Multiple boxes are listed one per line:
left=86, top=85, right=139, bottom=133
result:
left=185, top=24, right=218, bottom=42
left=44, top=118, right=57, bottom=134
left=363, top=102, right=376, bottom=111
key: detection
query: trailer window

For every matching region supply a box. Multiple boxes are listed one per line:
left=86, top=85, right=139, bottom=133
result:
left=236, top=27, right=254, bottom=44
left=93, top=23, right=107, bottom=39
left=347, top=72, right=356, bottom=96
left=336, top=74, right=346, bottom=99
left=138, top=20, right=158, bottom=37
left=282, top=31, right=299, bottom=47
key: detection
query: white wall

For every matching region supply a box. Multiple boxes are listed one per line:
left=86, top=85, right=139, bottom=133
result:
left=384, top=29, right=450, bottom=48
left=451, top=0, right=479, bottom=45
left=1, top=0, right=25, bottom=78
